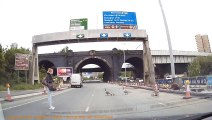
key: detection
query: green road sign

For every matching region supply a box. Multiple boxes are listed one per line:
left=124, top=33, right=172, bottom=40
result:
left=70, top=18, right=88, bottom=30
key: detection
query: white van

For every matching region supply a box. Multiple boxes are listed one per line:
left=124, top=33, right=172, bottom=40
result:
left=70, top=74, right=83, bottom=88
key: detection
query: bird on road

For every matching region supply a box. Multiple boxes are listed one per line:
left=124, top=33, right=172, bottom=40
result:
left=105, top=88, right=115, bottom=96
left=123, top=89, right=128, bottom=95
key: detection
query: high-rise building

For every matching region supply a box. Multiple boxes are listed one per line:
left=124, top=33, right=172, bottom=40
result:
left=195, top=34, right=211, bottom=53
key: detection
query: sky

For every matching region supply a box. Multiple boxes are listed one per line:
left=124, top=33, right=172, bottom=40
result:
left=0, top=0, right=212, bottom=54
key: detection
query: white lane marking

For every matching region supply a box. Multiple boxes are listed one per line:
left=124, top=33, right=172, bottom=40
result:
left=92, top=94, right=94, bottom=97
left=85, top=106, right=89, bottom=112
left=0, top=102, right=5, bottom=120
left=158, top=102, right=166, bottom=106
left=2, top=88, right=73, bottom=111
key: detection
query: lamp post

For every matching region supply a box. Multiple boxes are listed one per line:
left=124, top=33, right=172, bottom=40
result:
left=158, top=0, right=175, bottom=79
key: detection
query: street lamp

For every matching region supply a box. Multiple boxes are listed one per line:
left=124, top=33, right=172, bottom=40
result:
left=158, top=0, right=176, bottom=79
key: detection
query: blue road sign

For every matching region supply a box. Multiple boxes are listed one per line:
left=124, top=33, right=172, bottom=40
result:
left=123, top=33, right=131, bottom=38
left=100, top=33, right=108, bottom=38
left=207, top=75, right=212, bottom=85
left=103, top=11, right=137, bottom=25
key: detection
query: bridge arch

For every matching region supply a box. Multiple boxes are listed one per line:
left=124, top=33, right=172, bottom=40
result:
left=125, top=57, right=143, bottom=79
left=39, top=60, right=56, bottom=75
left=75, top=56, right=112, bottom=82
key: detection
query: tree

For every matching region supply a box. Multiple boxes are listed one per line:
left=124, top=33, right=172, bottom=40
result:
left=0, top=44, right=5, bottom=70
left=39, top=66, right=47, bottom=82
left=97, top=72, right=104, bottom=80
left=59, top=46, right=69, bottom=53
left=3, top=43, right=31, bottom=84
left=188, top=56, right=212, bottom=76
left=4, top=45, right=30, bottom=71
left=188, top=59, right=201, bottom=77
left=0, top=44, right=7, bottom=84
left=198, top=56, right=212, bottom=75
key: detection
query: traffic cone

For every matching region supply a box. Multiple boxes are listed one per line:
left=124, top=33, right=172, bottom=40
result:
left=5, top=87, right=13, bottom=102
left=183, top=84, right=192, bottom=99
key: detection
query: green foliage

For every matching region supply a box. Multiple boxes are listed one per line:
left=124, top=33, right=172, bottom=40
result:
left=120, top=71, right=133, bottom=77
left=188, top=59, right=200, bottom=77
left=0, top=85, right=7, bottom=91
left=52, top=76, right=62, bottom=85
left=59, top=46, right=69, bottom=53
left=113, top=49, right=123, bottom=56
left=39, top=66, right=47, bottom=81
left=0, top=43, right=31, bottom=85
left=188, top=56, right=212, bottom=76
left=97, top=72, right=104, bottom=79
left=83, top=77, right=92, bottom=80
left=0, top=84, right=42, bottom=91
left=4, top=45, right=30, bottom=73
left=0, top=44, right=7, bottom=84
left=197, top=56, right=212, bottom=75
left=10, top=83, right=42, bottom=90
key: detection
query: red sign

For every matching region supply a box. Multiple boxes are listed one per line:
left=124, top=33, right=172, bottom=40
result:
left=15, top=53, right=30, bottom=70
left=103, top=25, right=137, bottom=29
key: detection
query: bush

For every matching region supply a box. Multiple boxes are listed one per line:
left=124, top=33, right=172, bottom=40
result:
left=171, top=83, right=180, bottom=90
left=11, top=83, right=43, bottom=90
left=0, top=85, right=7, bottom=91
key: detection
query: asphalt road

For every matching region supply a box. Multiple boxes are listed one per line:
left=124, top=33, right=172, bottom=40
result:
left=1, top=83, right=212, bottom=120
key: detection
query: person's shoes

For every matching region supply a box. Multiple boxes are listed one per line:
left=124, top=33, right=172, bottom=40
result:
left=49, top=106, right=55, bottom=110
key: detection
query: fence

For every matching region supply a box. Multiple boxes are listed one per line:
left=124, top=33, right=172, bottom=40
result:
left=156, top=75, right=212, bottom=90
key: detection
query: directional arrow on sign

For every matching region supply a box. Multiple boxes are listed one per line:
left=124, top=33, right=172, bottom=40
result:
left=123, top=33, right=131, bottom=38
left=100, top=33, right=108, bottom=38
left=76, top=34, right=85, bottom=39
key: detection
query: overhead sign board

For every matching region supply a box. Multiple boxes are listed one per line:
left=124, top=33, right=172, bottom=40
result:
left=15, top=53, right=30, bottom=70
left=70, top=18, right=88, bottom=30
left=57, top=67, right=73, bottom=77
left=103, top=11, right=137, bottom=29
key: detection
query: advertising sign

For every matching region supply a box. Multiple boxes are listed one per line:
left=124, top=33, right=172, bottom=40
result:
left=103, top=11, right=137, bottom=29
left=15, top=53, right=30, bottom=70
left=196, top=76, right=207, bottom=85
left=70, top=18, right=88, bottom=30
left=57, top=67, right=73, bottom=77
left=181, top=76, right=207, bottom=85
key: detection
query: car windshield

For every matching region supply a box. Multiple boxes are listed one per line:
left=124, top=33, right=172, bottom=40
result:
left=1, top=0, right=212, bottom=120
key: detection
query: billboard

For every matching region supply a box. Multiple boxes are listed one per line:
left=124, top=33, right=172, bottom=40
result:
left=57, top=67, right=73, bottom=77
left=103, top=11, right=137, bottom=29
left=70, top=18, right=88, bottom=30
left=15, top=53, right=30, bottom=70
